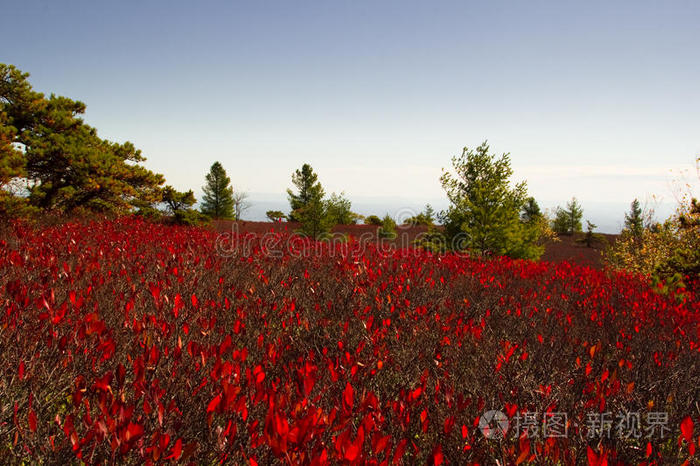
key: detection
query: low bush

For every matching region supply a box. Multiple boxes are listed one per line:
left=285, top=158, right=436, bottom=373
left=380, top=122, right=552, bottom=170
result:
left=0, top=218, right=697, bottom=464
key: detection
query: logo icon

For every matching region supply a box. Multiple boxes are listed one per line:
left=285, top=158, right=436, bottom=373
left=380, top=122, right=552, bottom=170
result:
left=479, top=410, right=510, bottom=439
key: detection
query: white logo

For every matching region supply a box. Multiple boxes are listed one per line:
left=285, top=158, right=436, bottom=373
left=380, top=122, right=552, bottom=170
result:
left=479, top=410, right=510, bottom=439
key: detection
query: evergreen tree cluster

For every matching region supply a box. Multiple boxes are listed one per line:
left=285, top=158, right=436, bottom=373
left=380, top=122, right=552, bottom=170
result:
left=552, top=198, right=584, bottom=235
left=438, top=141, right=549, bottom=260
left=285, top=164, right=361, bottom=238
left=0, top=63, right=246, bottom=225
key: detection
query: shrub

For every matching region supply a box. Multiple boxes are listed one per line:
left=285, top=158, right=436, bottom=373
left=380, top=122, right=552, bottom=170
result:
left=266, top=210, right=286, bottom=222
left=0, top=219, right=697, bottom=464
left=378, top=214, right=397, bottom=239
left=404, top=204, right=435, bottom=226
left=606, top=199, right=699, bottom=292
left=364, top=215, right=382, bottom=226
left=578, top=220, right=604, bottom=248
left=172, top=208, right=210, bottom=226
left=325, top=192, right=360, bottom=225
left=161, top=185, right=208, bottom=226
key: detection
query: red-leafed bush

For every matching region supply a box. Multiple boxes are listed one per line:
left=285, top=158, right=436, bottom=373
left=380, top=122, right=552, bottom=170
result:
left=0, top=218, right=698, bottom=464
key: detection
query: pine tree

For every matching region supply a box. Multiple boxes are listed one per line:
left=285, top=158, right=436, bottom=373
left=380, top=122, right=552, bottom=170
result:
left=287, top=163, right=332, bottom=238
left=553, top=197, right=583, bottom=235
left=295, top=196, right=334, bottom=239
left=1, top=63, right=164, bottom=215
left=200, top=161, right=234, bottom=219
left=266, top=210, right=286, bottom=222
left=162, top=186, right=196, bottom=214
left=325, top=192, right=358, bottom=225
left=424, top=204, right=435, bottom=224
left=583, top=220, right=599, bottom=247
left=624, top=198, right=644, bottom=238
left=162, top=185, right=206, bottom=225
left=378, top=214, right=397, bottom=239
left=440, top=141, right=544, bottom=259
left=521, top=197, right=542, bottom=223
left=287, top=164, right=324, bottom=222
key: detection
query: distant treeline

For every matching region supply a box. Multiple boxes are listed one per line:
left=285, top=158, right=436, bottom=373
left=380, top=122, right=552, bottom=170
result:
left=2, top=63, right=697, bottom=289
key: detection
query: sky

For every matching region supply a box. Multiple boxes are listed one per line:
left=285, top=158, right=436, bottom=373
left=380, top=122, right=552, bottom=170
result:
left=2, top=0, right=699, bottom=231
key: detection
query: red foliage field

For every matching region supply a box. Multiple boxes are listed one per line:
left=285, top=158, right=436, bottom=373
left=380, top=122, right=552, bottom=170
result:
left=216, top=221, right=615, bottom=270
left=1, top=218, right=698, bottom=464
left=214, top=221, right=432, bottom=250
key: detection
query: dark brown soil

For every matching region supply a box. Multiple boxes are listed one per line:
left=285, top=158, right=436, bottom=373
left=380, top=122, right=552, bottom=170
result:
left=540, top=232, right=617, bottom=269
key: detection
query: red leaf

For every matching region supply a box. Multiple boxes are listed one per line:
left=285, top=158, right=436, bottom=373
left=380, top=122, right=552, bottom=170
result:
left=587, top=445, right=601, bottom=466
left=274, top=413, right=289, bottom=438
left=28, top=409, right=37, bottom=433
left=125, top=422, right=143, bottom=442
left=254, top=366, right=265, bottom=384
left=158, top=402, right=164, bottom=427
left=516, top=435, right=530, bottom=465
left=344, top=443, right=359, bottom=462
left=373, top=434, right=390, bottom=455
left=165, top=438, right=183, bottom=460
left=303, top=372, right=315, bottom=396
left=410, top=386, right=422, bottom=401
left=93, top=372, right=112, bottom=393
left=431, top=445, right=444, bottom=465
left=343, top=382, right=354, bottom=411
left=392, top=438, right=408, bottom=465
left=207, top=394, right=221, bottom=413
left=149, top=283, right=161, bottom=302
left=173, top=293, right=183, bottom=318
left=681, top=416, right=694, bottom=444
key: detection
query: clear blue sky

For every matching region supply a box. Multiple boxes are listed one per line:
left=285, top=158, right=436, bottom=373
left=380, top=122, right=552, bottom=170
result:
left=3, top=0, right=699, bottom=230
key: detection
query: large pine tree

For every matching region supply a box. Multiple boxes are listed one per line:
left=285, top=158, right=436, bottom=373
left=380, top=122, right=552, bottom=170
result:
left=440, top=141, right=544, bottom=259
left=200, top=161, right=234, bottom=219
left=1, top=63, right=164, bottom=215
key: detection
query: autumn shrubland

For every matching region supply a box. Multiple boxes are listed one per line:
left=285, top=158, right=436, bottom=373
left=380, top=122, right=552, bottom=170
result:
left=1, top=218, right=698, bottom=465
left=2, top=62, right=699, bottom=465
